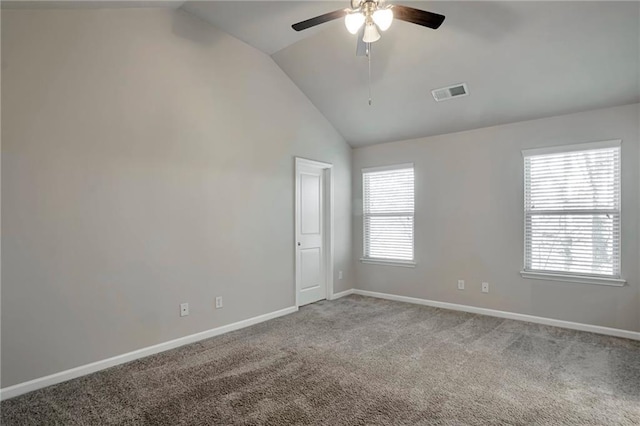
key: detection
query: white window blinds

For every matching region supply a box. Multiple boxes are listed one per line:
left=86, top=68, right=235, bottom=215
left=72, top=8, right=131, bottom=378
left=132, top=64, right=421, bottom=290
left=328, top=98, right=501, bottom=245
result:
left=523, top=141, right=621, bottom=278
left=363, top=164, right=414, bottom=262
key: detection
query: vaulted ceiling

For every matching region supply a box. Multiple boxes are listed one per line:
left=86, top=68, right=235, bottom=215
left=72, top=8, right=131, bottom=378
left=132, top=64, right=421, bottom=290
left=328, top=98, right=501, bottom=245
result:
left=8, top=1, right=637, bottom=147
left=184, top=1, right=640, bottom=147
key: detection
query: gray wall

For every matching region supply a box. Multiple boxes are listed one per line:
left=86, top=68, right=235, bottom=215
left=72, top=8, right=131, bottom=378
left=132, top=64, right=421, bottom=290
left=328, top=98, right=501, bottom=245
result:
left=1, top=8, right=353, bottom=388
left=353, top=104, right=640, bottom=332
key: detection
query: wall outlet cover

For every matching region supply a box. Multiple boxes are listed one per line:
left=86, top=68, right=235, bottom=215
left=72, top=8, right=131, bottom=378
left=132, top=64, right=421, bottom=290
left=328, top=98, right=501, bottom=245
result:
left=215, top=296, right=223, bottom=309
left=457, top=280, right=465, bottom=290
left=180, top=302, right=189, bottom=317
left=482, top=282, right=489, bottom=293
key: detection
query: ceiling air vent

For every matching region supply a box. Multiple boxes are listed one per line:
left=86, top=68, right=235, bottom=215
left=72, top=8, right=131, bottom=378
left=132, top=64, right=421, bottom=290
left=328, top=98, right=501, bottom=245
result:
left=432, top=83, right=469, bottom=102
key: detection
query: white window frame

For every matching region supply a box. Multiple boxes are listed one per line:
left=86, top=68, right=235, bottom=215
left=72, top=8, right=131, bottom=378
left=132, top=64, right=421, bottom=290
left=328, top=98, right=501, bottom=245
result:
left=360, top=163, right=416, bottom=267
left=520, top=140, right=625, bottom=286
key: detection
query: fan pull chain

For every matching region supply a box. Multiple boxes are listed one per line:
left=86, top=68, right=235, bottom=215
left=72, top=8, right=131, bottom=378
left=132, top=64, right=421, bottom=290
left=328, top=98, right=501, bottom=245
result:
left=367, top=43, right=372, bottom=106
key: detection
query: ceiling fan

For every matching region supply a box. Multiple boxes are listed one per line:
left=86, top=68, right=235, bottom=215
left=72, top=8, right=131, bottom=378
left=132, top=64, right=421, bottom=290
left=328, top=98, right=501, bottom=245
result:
left=292, top=0, right=445, bottom=46
left=292, top=0, right=445, bottom=105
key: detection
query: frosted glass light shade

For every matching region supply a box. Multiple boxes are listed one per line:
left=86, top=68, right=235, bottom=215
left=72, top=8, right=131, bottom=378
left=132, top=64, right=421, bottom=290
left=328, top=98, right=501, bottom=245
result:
left=345, top=12, right=365, bottom=34
left=362, top=22, right=381, bottom=43
left=372, top=8, right=393, bottom=31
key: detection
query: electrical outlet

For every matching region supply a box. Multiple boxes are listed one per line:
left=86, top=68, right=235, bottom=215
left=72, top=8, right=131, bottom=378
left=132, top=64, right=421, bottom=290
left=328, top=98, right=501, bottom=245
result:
left=338, top=270, right=343, bottom=280
left=215, top=296, right=223, bottom=309
left=180, top=302, right=189, bottom=317
left=482, top=282, right=489, bottom=293
left=457, top=280, right=465, bottom=290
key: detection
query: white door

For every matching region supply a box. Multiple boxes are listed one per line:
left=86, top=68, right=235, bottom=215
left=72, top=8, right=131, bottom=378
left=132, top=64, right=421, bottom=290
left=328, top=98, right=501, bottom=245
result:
left=296, top=161, right=328, bottom=306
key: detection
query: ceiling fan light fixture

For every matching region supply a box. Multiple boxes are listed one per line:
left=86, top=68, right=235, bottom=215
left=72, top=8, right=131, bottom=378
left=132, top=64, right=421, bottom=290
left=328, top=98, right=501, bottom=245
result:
left=362, top=22, right=381, bottom=43
left=345, top=12, right=365, bottom=34
left=372, top=8, right=393, bottom=31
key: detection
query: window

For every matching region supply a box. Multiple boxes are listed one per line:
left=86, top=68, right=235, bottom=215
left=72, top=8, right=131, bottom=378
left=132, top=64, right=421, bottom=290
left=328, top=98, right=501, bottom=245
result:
left=522, top=140, right=623, bottom=284
left=362, top=164, right=415, bottom=265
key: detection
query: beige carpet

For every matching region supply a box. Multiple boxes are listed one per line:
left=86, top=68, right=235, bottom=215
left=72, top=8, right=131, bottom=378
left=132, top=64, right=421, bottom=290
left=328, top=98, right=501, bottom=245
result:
left=2, top=295, right=639, bottom=425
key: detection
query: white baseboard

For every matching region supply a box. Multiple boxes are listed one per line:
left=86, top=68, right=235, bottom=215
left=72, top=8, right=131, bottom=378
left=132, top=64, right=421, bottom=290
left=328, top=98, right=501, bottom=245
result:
left=330, top=289, right=355, bottom=299
left=0, top=306, right=298, bottom=401
left=353, top=289, right=640, bottom=341
left=4, top=290, right=637, bottom=400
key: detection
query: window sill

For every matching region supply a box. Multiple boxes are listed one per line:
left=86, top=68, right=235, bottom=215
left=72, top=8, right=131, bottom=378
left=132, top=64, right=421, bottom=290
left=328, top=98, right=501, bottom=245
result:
left=520, top=271, right=626, bottom=287
left=360, top=258, right=416, bottom=268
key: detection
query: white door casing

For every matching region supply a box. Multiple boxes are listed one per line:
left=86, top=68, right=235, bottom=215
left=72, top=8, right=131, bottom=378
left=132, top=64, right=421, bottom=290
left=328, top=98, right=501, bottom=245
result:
left=295, top=158, right=333, bottom=307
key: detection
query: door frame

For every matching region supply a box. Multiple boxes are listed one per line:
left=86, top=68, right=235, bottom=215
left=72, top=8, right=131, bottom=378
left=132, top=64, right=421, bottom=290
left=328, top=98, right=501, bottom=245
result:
left=294, top=157, right=334, bottom=308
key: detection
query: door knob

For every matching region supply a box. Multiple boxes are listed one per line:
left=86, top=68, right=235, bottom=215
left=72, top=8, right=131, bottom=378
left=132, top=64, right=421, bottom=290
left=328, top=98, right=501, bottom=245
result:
left=297, top=242, right=301, bottom=246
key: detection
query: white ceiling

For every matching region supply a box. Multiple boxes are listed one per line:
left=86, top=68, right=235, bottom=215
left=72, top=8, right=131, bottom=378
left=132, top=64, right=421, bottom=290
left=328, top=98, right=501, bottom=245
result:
left=185, top=1, right=640, bottom=147
left=182, top=1, right=347, bottom=55
left=7, top=1, right=638, bottom=147
left=1, top=0, right=184, bottom=9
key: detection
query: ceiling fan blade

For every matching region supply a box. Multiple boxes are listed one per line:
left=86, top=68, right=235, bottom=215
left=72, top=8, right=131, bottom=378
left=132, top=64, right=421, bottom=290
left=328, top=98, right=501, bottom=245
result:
left=356, top=27, right=367, bottom=56
left=392, top=5, right=445, bottom=29
left=292, top=9, right=348, bottom=32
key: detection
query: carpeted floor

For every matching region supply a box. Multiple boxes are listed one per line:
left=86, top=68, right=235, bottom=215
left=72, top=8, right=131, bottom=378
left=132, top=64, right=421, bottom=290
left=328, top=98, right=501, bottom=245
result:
left=2, top=295, right=639, bottom=425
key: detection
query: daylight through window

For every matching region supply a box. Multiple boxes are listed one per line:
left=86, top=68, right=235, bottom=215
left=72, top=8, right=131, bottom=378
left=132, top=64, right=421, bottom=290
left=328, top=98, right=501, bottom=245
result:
left=523, top=141, right=621, bottom=278
left=363, top=164, right=415, bottom=262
